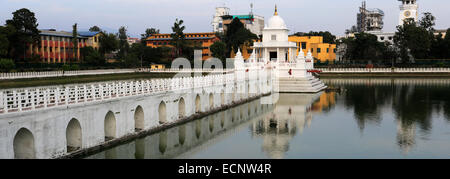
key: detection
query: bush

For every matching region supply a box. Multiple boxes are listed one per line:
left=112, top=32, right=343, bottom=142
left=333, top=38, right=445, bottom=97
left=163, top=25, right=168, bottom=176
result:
left=0, top=58, right=15, bottom=72
left=62, top=64, right=70, bottom=71
left=70, top=64, right=80, bottom=70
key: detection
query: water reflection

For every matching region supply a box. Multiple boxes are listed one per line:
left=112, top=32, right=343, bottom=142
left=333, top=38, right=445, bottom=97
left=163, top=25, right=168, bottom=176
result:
left=322, top=78, right=450, bottom=154
left=251, top=93, right=322, bottom=159
left=85, top=99, right=274, bottom=159
left=85, top=78, right=450, bottom=159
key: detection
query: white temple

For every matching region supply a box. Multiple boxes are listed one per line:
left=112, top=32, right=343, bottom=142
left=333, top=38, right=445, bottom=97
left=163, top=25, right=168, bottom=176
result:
left=236, top=6, right=327, bottom=93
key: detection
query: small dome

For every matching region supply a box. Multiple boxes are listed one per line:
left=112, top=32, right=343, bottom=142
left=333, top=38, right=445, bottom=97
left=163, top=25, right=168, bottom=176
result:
left=267, top=6, right=287, bottom=29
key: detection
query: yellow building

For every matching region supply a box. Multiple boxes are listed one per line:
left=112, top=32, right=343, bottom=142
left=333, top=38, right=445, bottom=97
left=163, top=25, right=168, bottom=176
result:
left=288, top=36, right=336, bottom=63
left=151, top=64, right=165, bottom=70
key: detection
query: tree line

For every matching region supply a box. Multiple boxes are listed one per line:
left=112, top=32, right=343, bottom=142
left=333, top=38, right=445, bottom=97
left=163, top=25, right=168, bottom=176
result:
left=341, top=12, right=450, bottom=65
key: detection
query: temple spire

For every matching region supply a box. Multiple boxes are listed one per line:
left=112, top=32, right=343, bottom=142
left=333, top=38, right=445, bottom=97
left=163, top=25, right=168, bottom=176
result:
left=274, top=5, right=278, bottom=16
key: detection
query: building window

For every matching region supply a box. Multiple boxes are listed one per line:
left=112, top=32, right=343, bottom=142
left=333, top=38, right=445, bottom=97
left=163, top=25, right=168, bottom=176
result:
left=333, top=48, right=337, bottom=53
left=301, top=42, right=307, bottom=49
left=327, top=48, right=329, bottom=53
left=311, top=48, right=314, bottom=53
left=317, top=48, right=321, bottom=53
left=271, top=35, right=277, bottom=41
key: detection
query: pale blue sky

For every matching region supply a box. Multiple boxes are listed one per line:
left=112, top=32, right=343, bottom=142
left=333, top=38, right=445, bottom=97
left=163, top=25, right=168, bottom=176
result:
left=1, top=0, right=449, bottom=37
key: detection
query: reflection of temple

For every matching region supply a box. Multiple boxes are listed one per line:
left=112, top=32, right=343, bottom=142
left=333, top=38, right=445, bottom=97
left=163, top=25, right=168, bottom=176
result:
left=397, top=120, right=416, bottom=155
left=251, top=93, right=322, bottom=159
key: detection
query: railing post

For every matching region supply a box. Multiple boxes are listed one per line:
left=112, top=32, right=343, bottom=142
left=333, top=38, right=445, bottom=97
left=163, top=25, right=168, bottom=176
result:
left=57, top=87, right=62, bottom=105
left=2, top=91, right=7, bottom=113
left=65, top=87, right=69, bottom=105
left=31, top=89, right=36, bottom=110
left=75, top=86, right=79, bottom=103
left=83, top=85, right=87, bottom=102
left=16, top=90, right=22, bottom=112
left=100, top=84, right=104, bottom=100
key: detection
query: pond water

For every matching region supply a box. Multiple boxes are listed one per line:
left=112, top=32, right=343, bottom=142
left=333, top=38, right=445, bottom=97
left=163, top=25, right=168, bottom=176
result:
left=85, top=77, right=450, bottom=159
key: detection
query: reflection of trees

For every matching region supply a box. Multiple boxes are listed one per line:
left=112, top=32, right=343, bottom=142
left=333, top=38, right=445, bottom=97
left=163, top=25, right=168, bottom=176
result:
left=334, top=79, right=450, bottom=154
left=341, top=84, right=392, bottom=131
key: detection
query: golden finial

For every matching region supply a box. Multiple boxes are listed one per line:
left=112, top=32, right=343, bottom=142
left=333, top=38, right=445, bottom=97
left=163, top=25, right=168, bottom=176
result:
left=274, top=5, right=278, bottom=16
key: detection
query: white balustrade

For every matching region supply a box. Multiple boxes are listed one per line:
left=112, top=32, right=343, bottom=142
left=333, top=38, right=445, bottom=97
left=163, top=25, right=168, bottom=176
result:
left=0, top=73, right=268, bottom=115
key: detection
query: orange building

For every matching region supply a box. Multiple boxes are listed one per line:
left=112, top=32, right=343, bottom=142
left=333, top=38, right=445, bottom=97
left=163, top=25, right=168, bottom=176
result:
left=288, top=36, right=336, bottom=63
left=312, top=92, right=336, bottom=113
left=27, top=29, right=102, bottom=63
left=145, top=32, right=220, bottom=60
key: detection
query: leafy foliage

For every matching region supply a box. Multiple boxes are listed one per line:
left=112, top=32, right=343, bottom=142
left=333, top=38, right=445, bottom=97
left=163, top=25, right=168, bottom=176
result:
left=224, top=18, right=258, bottom=57
left=171, top=19, right=186, bottom=57
left=210, top=41, right=227, bottom=61
left=5, top=8, right=40, bottom=61
left=89, top=26, right=101, bottom=32
left=0, top=58, right=15, bottom=72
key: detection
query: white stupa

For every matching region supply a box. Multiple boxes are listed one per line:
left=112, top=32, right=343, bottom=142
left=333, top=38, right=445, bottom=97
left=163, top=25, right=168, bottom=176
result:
left=252, top=5, right=327, bottom=93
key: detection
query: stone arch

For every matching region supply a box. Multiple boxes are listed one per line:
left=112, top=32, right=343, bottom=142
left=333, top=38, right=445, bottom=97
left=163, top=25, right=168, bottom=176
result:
left=209, top=93, right=214, bottom=109
left=134, top=106, right=145, bottom=131
left=13, top=128, right=35, bottom=159
left=179, top=97, right=186, bottom=118
left=66, top=118, right=82, bottom=152
left=232, top=91, right=236, bottom=102
left=220, top=91, right=225, bottom=106
left=220, top=112, right=225, bottom=128
left=159, top=101, right=167, bottom=124
left=104, top=111, right=117, bottom=141
left=195, top=95, right=201, bottom=113
left=231, top=108, right=236, bottom=123
left=240, top=106, right=244, bottom=120
left=195, top=120, right=202, bottom=139
left=135, top=139, right=145, bottom=159
left=159, top=131, right=167, bottom=154
left=248, top=103, right=252, bottom=117
left=209, top=116, right=215, bottom=133
left=179, top=125, right=186, bottom=145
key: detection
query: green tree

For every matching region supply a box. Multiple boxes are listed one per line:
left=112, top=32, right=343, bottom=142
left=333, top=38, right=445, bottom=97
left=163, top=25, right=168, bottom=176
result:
left=342, top=32, right=388, bottom=62
left=210, top=41, right=227, bottom=61
left=171, top=19, right=186, bottom=57
left=99, top=32, right=119, bottom=55
left=5, top=8, right=40, bottom=61
left=72, top=23, right=79, bottom=62
left=0, top=25, right=16, bottom=57
left=419, top=12, right=436, bottom=32
left=224, top=18, right=258, bottom=57
left=89, top=26, right=101, bottom=32
left=394, top=18, right=432, bottom=62
left=80, top=47, right=105, bottom=65
left=444, top=29, right=450, bottom=58
left=0, top=58, right=15, bottom=72
left=141, top=28, right=160, bottom=40
left=118, top=26, right=129, bottom=59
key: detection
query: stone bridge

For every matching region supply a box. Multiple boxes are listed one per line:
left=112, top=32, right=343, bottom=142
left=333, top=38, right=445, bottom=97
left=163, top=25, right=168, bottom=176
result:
left=0, top=70, right=273, bottom=159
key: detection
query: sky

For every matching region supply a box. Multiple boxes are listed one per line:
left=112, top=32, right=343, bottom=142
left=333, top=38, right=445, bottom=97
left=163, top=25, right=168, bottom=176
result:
left=1, top=0, right=449, bottom=37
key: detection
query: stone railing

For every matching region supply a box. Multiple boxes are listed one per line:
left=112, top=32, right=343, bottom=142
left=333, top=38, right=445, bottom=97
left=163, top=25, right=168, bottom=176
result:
left=316, top=68, right=450, bottom=73
left=0, top=69, right=137, bottom=80
left=0, top=68, right=236, bottom=80
left=0, top=74, right=238, bottom=114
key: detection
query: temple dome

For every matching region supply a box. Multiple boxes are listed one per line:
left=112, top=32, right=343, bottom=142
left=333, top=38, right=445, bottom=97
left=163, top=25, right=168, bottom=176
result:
left=267, top=6, right=287, bottom=29
left=267, top=15, right=287, bottom=29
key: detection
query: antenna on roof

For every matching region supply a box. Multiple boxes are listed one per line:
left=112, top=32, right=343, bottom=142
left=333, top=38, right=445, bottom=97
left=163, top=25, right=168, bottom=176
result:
left=250, top=3, right=254, bottom=15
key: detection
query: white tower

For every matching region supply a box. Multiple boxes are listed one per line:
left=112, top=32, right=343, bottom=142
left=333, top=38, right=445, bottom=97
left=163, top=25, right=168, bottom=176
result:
left=212, top=7, right=230, bottom=33
left=398, top=0, right=419, bottom=26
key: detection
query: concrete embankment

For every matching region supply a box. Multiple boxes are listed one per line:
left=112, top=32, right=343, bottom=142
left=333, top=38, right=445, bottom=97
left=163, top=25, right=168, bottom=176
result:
left=59, top=92, right=271, bottom=159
